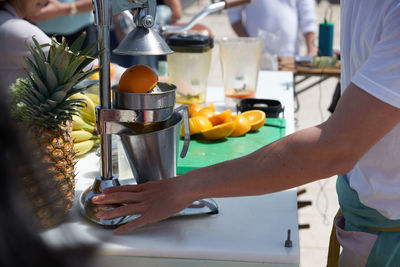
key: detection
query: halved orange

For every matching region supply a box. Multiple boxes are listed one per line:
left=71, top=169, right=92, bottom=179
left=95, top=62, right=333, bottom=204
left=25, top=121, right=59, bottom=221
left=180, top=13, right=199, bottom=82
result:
left=205, top=103, right=215, bottom=113
left=201, top=121, right=236, bottom=140
left=180, top=116, right=213, bottom=137
left=118, top=64, right=158, bottom=93
left=241, top=110, right=266, bottom=132
left=192, top=107, right=215, bottom=119
left=188, top=104, right=203, bottom=117
left=230, top=115, right=251, bottom=137
left=209, top=109, right=232, bottom=126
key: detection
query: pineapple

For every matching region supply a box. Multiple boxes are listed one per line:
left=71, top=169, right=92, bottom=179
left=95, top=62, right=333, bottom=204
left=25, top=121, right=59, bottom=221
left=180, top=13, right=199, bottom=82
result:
left=9, top=34, right=99, bottom=228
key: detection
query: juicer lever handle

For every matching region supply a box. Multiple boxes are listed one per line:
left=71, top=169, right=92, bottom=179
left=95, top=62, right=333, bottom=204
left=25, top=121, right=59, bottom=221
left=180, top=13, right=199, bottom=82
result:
left=175, top=105, right=190, bottom=158
left=224, top=0, right=251, bottom=9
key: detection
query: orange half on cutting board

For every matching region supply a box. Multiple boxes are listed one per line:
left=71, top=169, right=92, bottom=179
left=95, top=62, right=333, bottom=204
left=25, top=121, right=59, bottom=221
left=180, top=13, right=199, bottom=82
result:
left=180, top=116, right=213, bottom=137
left=201, top=121, right=236, bottom=140
left=241, top=110, right=266, bottom=132
left=229, top=115, right=251, bottom=137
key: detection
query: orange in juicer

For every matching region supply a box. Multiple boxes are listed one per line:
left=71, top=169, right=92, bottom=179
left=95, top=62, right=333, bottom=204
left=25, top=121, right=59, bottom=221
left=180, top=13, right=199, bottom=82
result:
left=118, top=65, right=158, bottom=93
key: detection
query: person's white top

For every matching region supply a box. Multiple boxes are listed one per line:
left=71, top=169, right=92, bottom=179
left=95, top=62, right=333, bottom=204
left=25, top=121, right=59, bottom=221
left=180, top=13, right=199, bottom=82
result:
left=341, top=0, right=400, bottom=219
left=0, top=3, right=50, bottom=91
left=227, top=0, right=316, bottom=57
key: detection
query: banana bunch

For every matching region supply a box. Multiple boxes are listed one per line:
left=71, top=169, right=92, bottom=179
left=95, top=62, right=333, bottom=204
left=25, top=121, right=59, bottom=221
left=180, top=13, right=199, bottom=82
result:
left=70, top=93, right=101, bottom=157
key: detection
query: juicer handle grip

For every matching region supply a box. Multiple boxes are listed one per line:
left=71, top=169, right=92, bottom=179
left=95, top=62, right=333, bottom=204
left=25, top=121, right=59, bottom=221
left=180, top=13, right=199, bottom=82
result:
left=175, top=105, right=190, bottom=158
left=224, top=0, right=251, bottom=9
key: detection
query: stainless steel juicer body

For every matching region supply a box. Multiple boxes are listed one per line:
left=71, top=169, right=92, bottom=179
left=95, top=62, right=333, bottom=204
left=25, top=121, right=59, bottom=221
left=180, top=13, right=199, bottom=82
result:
left=79, top=0, right=258, bottom=227
left=80, top=0, right=176, bottom=226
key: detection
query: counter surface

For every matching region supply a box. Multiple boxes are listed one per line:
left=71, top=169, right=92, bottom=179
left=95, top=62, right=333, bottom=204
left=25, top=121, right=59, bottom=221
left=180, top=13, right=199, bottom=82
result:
left=43, top=71, right=299, bottom=266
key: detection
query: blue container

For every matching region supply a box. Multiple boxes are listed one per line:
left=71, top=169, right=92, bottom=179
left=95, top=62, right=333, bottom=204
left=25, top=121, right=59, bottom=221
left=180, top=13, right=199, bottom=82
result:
left=318, top=22, right=334, bottom=56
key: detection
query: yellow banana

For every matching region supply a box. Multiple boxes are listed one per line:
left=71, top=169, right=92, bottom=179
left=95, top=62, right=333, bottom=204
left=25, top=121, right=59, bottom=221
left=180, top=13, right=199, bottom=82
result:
left=71, top=130, right=93, bottom=143
left=70, top=93, right=96, bottom=123
left=80, top=110, right=97, bottom=124
left=74, top=139, right=95, bottom=157
left=86, top=93, right=100, bottom=106
left=72, top=114, right=96, bottom=133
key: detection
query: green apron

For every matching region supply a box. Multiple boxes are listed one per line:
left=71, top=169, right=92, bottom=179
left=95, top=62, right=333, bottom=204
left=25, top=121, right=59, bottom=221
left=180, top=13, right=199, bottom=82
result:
left=334, top=175, right=400, bottom=266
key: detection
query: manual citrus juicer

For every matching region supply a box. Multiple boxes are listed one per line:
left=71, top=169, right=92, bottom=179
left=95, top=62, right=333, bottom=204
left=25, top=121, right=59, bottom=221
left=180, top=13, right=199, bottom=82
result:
left=80, top=0, right=250, bottom=227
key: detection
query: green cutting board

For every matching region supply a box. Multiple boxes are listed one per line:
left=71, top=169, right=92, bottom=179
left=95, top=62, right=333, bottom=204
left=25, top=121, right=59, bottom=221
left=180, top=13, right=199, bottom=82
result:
left=177, top=118, right=286, bottom=174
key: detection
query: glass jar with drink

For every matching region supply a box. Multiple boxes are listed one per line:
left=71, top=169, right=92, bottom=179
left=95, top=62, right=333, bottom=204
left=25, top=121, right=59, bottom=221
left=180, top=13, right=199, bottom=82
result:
left=219, top=37, right=262, bottom=109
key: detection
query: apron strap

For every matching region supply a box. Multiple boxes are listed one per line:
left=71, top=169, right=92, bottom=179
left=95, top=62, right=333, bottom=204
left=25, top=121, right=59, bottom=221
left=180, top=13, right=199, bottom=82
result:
left=327, top=209, right=342, bottom=267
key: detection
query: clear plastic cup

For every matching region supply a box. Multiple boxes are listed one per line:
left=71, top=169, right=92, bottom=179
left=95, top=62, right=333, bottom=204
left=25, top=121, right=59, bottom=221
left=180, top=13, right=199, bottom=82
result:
left=167, top=34, right=213, bottom=104
left=219, top=37, right=262, bottom=109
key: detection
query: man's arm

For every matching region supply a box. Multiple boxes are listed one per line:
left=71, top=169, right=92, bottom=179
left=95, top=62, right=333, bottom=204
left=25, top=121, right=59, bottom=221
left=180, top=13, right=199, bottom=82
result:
left=304, top=32, right=317, bottom=56
left=231, top=20, right=249, bottom=37
left=93, top=83, right=400, bottom=234
left=31, top=0, right=93, bottom=22
left=297, top=0, right=317, bottom=56
left=163, top=0, right=182, bottom=24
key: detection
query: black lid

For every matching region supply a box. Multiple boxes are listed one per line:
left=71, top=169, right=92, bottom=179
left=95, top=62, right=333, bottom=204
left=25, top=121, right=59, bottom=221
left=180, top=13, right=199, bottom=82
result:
left=167, top=33, right=214, bottom=53
left=237, top=98, right=284, bottom=118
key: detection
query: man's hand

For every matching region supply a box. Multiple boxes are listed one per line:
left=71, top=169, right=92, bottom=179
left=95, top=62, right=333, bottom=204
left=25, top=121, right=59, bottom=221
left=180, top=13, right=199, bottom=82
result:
left=92, top=178, right=194, bottom=234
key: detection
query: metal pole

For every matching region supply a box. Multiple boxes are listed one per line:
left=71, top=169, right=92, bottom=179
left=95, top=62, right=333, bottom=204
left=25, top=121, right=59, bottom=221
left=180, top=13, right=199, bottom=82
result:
left=94, top=0, right=113, bottom=179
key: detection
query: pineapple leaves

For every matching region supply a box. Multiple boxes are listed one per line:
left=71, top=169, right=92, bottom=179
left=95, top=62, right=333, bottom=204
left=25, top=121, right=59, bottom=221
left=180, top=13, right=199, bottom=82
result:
left=32, top=36, right=47, bottom=61
left=80, top=41, right=98, bottom=56
left=52, top=49, right=69, bottom=83
left=25, top=57, right=42, bottom=82
left=10, top=33, right=98, bottom=128
left=44, top=62, right=59, bottom=90
left=28, top=45, right=47, bottom=79
left=63, top=56, right=87, bottom=82
left=70, top=31, right=87, bottom=53
left=47, top=44, right=57, bottom=66
left=50, top=91, right=67, bottom=102
left=29, top=72, right=50, bottom=98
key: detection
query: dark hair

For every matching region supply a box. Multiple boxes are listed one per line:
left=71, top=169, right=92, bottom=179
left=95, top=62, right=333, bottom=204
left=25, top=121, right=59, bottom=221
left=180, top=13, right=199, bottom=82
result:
left=0, top=97, right=96, bottom=267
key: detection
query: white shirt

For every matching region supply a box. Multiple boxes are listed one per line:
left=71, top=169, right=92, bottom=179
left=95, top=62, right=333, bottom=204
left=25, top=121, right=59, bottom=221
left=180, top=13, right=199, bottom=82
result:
left=341, top=0, right=400, bottom=219
left=0, top=4, right=50, bottom=91
left=227, top=0, right=316, bottom=57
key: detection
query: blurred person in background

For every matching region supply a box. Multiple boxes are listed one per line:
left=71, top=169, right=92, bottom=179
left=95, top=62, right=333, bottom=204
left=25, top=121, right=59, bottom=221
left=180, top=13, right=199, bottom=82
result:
left=228, top=0, right=317, bottom=57
left=156, top=0, right=182, bottom=26
left=0, top=0, right=51, bottom=90
left=34, top=0, right=96, bottom=50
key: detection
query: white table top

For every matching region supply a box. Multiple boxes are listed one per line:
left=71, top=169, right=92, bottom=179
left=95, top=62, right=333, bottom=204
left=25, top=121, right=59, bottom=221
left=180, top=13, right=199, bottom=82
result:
left=43, top=71, right=299, bottom=266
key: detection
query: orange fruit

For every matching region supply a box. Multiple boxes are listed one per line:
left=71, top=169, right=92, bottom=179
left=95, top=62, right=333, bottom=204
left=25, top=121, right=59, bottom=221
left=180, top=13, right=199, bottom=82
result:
left=188, top=104, right=203, bottom=117
left=88, top=63, right=115, bottom=80
left=192, top=107, right=214, bottom=119
left=230, top=115, right=251, bottom=137
left=205, top=103, right=215, bottom=113
left=110, top=63, right=116, bottom=80
left=209, top=109, right=232, bottom=126
left=241, top=110, right=266, bottom=132
left=118, top=64, right=158, bottom=93
left=180, top=116, right=213, bottom=137
left=201, top=121, right=236, bottom=140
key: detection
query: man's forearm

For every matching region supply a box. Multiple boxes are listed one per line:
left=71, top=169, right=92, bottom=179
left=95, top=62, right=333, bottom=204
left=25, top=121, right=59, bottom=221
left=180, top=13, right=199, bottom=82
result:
left=181, top=125, right=350, bottom=202
left=75, top=0, right=94, bottom=13
left=304, top=32, right=317, bottom=56
left=231, top=20, right=249, bottom=37
left=181, top=83, right=400, bottom=202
